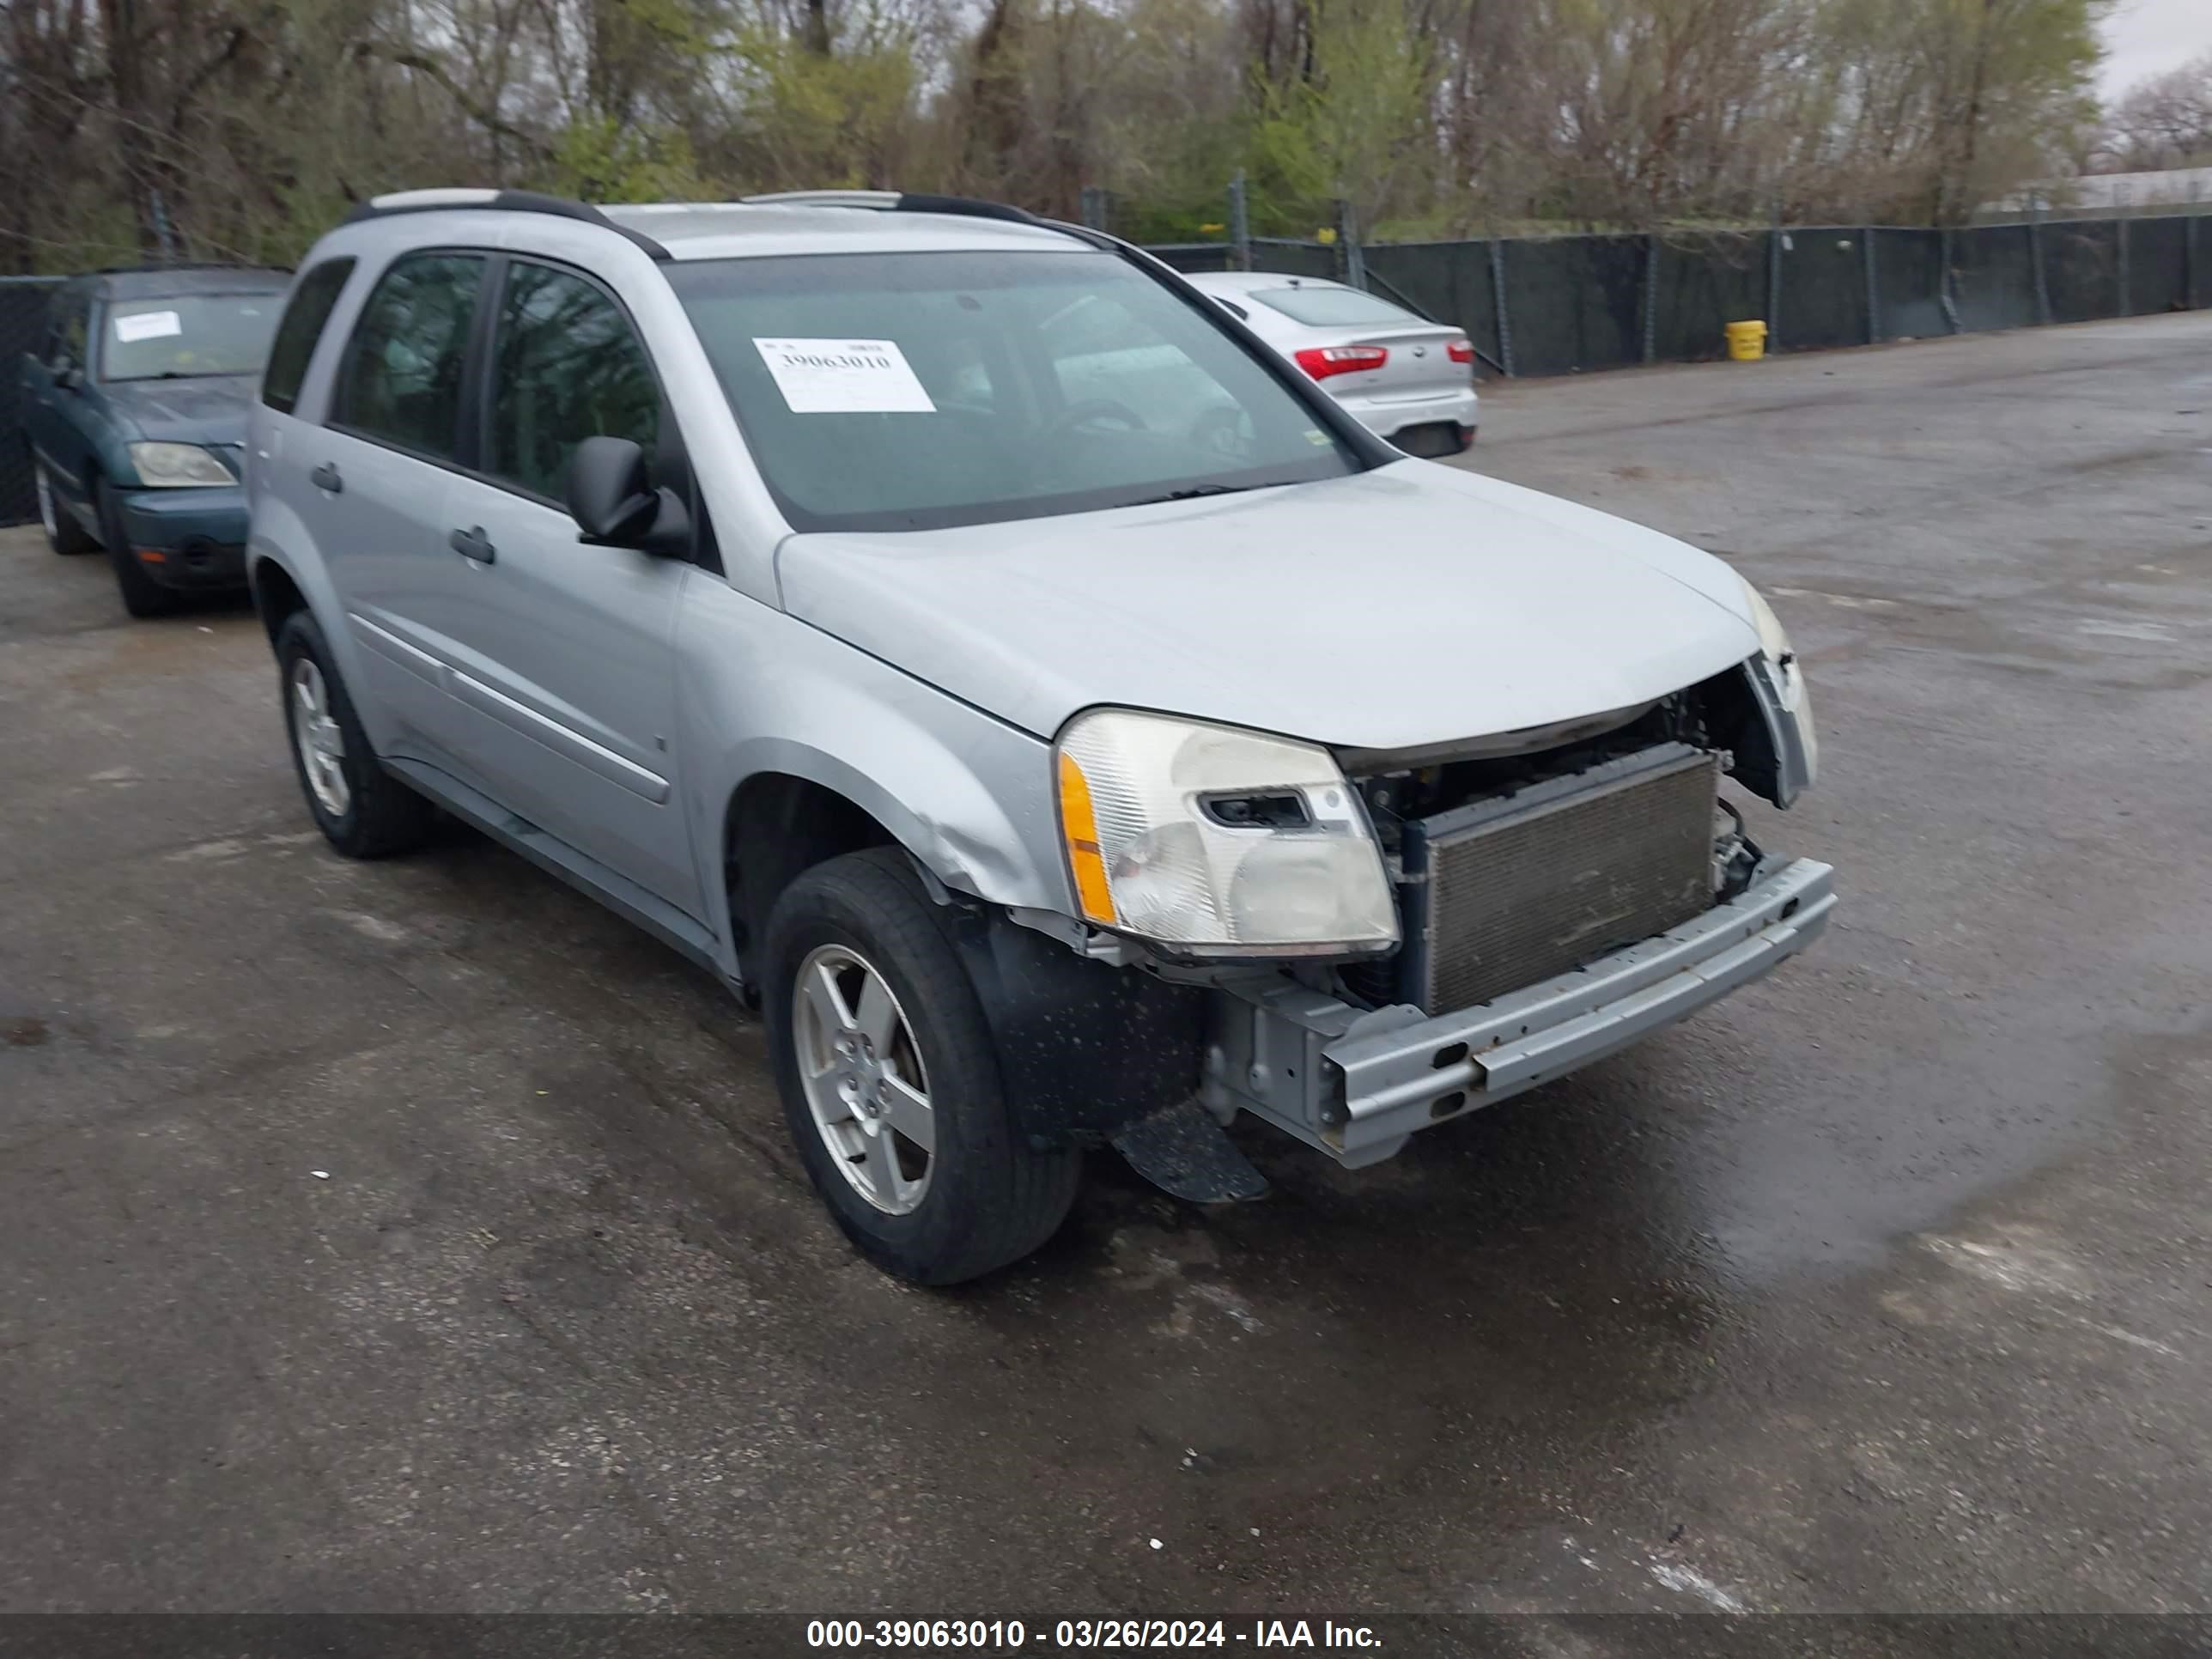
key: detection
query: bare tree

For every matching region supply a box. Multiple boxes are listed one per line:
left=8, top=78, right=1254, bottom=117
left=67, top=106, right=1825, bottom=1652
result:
left=2101, top=52, right=2212, bottom=170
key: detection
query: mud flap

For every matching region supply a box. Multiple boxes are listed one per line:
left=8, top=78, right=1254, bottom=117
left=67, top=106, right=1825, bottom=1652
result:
left=1110, top=1097, right=1270, bottom=1203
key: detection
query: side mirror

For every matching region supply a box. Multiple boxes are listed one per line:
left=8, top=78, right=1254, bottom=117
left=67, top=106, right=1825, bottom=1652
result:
left=54, top=364, right=83, bottom=391
left=565, top=435, right=686, bottom=553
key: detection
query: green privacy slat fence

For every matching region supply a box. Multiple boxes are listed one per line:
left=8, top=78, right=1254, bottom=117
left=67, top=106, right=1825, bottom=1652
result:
left=1147, top=213, right=2204, bottom=380
left=3, top=215, right=2201, bottom=526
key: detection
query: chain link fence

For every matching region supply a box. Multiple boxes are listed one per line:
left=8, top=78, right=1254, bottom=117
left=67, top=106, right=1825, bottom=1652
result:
left=2, top=277, right=62, bottom=528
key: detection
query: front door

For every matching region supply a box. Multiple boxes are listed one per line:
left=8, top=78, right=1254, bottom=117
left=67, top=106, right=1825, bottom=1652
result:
left=433, top=256, right=698, bottom=918
left=312, top=250, right=489, bottom=782
left=24, top=285, right=94, bottom=530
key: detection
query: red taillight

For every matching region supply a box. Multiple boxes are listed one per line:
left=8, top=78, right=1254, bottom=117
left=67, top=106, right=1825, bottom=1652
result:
left=1447, top=338, right=1474, bottom=365
left=1295, top=344, right=1389, bottom=380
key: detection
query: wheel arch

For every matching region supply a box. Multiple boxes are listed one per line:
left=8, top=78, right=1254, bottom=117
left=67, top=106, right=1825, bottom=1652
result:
left=249, top=555, right=310, bottom=647
left=734, top=791, right=1209, bottom=1158
left=706, top=702, right=1074, bottom=977
left=721, top=768, right=902, bottom=969
left=71, top=449, right=106, bottom=530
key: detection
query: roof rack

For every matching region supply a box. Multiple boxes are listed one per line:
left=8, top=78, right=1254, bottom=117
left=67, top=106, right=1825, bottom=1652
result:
left=739, top=190, right=1042, bottom=227
left=94, top=261, right=268, bottom=276
left=342, top=188, right=672, bottom=260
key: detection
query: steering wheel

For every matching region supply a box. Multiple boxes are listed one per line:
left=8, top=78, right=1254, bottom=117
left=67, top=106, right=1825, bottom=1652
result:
left=1188, top=404, right=1255, bottom=464
left=1046, top=398, right=1147, bottom=439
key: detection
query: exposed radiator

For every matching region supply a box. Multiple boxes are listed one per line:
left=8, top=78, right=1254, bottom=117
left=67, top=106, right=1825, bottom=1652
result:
left=1403, top=744, right=1720, bottom=1014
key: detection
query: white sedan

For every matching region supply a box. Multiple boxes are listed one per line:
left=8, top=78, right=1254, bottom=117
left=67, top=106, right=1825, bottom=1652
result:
left=1183, top=271, right=1480, bottom=458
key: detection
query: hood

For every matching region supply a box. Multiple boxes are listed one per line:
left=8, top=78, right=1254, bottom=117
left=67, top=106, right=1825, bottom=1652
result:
left=776, top=463, right=1762, bottom=753
left=101, top=375, right=254, bottom=448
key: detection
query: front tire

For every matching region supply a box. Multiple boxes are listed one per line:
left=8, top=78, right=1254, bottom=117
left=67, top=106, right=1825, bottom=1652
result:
left=764, top=848, right=1081, bottom=1285
left=35, top=460, right=94, bottom=555
left=276, top=611, right=436, bottom=859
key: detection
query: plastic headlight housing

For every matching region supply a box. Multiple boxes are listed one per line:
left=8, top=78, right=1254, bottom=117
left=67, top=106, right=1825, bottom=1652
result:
left=1741, top=575, right=1817, bottom=782
left=128, top=441, right=232, bottom=488
left=1054, top=709, right=1398, bottom=956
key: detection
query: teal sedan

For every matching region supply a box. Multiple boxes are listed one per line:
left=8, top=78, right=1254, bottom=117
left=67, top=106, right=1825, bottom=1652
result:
left=19, top=264, right=287, bottom=616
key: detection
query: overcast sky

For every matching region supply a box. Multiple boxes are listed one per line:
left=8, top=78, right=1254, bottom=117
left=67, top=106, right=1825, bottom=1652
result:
left=2100, top=0, right=2212, bottom=98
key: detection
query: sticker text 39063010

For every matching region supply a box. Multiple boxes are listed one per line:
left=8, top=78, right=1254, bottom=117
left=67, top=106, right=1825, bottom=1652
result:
left=753, top=337, right=937, bottom=414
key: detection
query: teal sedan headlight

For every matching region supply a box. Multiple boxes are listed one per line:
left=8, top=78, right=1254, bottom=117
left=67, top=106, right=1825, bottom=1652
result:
left=128, top=441, right=233, bottom=488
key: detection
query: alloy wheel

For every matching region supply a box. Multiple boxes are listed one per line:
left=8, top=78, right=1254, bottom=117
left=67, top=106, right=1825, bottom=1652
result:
left=792, top=942, right=936, bottom=1214
left=289, top=657, right=351, bottom=818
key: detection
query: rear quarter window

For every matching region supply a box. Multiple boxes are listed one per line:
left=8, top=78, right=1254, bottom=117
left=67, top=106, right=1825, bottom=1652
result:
left=262, top=258, right=357, bottom=415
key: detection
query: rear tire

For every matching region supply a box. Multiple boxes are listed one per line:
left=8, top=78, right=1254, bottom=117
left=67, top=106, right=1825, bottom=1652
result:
left=35, top=460, right=94, bottom=555
left=97, top=478, right=179, bottom=617
left=764, top=848, right=1082, bottom=1285
left=276, top=611, right=437, bottom=859
left=1390, top=422, right=1471, bottom=461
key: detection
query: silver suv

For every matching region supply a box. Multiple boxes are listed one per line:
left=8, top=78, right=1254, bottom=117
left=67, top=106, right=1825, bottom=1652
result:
left=246, top=187, right=1832, bottom=1284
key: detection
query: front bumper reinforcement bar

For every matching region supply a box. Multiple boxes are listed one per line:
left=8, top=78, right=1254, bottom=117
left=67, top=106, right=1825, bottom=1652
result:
left=1202, top=856, right=1836, bottom=1166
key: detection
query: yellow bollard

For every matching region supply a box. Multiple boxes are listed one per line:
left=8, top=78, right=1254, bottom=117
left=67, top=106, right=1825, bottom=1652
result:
left=1726, top=319, right=1769, bottom=361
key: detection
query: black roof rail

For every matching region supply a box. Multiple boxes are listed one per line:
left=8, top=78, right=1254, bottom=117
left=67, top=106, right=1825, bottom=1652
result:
left=890, top=192, right=1039, bottom=226
left=739, top=190, right=1043, bottom=227
left=341, top=189, right=672, bottom=260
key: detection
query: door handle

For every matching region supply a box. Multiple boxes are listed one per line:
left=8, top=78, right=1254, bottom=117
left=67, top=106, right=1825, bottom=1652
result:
left=449, top=526, right=495, bottom=564
left=309, top=462, right=342, bottom=494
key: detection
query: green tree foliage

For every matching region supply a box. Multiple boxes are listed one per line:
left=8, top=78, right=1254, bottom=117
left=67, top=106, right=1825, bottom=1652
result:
left=549, top=119, right=707, bottom=202
left=1248, top=0, right=1438, bottom=236
left=0, top=0, right=2121, bottom=271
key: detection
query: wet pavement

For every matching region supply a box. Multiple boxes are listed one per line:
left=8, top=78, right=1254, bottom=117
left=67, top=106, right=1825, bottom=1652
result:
left=3, top=314, right=2209, bottom=1616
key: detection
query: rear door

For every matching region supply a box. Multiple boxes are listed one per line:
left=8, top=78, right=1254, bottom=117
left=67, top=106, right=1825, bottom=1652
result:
left=432, top=255, right=697, bottom=916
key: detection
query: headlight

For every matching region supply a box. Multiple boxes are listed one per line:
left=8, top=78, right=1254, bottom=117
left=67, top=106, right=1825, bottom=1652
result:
left=1741, top=575, right=1817, bottom=782
left=128, top=441, right=232, bottom=488
left=1054, top=708, right=1398, bottom=955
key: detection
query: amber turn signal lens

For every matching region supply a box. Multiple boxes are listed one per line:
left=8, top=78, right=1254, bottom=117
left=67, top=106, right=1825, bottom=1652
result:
left=1055, top=750, right=1118, bottom=925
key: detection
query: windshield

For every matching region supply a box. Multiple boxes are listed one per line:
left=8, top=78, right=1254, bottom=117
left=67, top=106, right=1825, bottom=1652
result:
left=667, top=250, right=1368, bottom=532
left=1250, top=286, right=1423, bottom=329
left=101, top=291, right=283, bottom=382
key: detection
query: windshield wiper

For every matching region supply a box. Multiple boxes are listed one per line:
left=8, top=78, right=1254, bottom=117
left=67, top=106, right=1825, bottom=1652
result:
left=1124, top=483, right=1257, bottom=507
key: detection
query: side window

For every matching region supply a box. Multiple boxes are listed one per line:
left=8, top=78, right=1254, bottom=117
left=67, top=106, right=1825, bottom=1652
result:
left=489, top=261, right=659, bottom=500
left=263, top=258, right=357, bottom=415
left=337, top=252, right=485, bottom=460
left=53, top=291, right=88, bottom=372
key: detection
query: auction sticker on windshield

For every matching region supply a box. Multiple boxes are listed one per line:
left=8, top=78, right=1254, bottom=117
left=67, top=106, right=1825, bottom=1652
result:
left=114, top=310, right=182, bottom=343
left=754, top=337, right=936, bottom=414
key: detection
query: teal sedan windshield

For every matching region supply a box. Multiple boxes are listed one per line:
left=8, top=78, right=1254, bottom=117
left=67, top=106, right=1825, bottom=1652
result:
left=667, top=249, right=1369, bottom=532
left=102, top=292, right=284, bottom=383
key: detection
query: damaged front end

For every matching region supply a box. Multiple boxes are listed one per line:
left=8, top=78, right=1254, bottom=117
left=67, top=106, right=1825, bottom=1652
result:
left=1194, top=659, right=1834, bottom=1168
